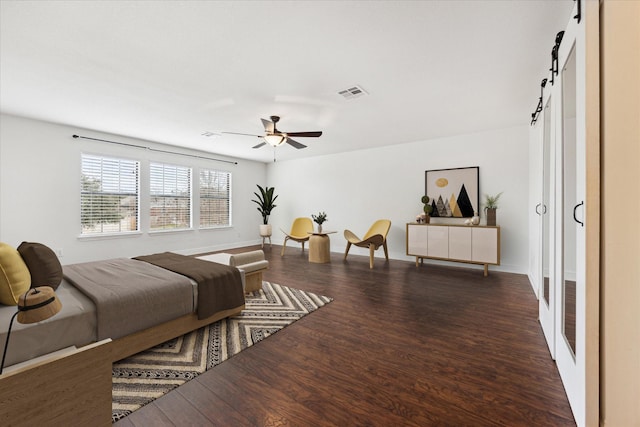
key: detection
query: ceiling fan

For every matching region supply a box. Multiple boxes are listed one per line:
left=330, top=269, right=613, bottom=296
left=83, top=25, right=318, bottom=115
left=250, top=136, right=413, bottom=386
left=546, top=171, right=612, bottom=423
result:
left=223, top=115, right=322, bottom=149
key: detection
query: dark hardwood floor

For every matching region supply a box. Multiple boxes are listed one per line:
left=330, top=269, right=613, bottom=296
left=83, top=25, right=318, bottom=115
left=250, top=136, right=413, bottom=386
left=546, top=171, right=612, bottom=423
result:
left=115, top=244, right=575, bottom=426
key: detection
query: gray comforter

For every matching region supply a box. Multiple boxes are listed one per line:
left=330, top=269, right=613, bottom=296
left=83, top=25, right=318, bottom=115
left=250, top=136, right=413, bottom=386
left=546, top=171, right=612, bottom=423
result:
left=63, top=258, right=193, bottom=341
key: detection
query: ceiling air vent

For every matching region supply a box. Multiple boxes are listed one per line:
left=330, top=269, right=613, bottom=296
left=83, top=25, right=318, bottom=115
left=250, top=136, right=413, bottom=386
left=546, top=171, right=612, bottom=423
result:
left=338, top=85, right=368, bottom=100
left=201, top=131, right=219, bottom=138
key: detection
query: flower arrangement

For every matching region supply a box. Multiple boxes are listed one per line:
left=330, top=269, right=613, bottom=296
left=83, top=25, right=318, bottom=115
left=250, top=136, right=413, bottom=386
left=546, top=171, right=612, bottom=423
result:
left=483, top=192, right=503, bottom=226
left=484, top=192, right=503, bottom=210
left=416, top=195, right=433, bottom=223
left=312, top=211, right=327, bottom=232
left=421, top=195, right=433, bottom=215
left=312, top=211, right=327, bottom=225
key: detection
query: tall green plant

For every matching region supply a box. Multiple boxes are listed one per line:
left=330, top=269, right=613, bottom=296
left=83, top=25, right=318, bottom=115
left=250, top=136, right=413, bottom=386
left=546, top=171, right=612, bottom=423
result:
left=252, top=185, right=278, bottom=225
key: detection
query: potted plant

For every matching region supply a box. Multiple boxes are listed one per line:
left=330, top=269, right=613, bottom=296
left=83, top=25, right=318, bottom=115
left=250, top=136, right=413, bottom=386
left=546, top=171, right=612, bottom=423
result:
left=252, top=185, right=278, bottom=237
left=420, top=195, right=433, bottom=223
left=311, top=211, right=327, bottom=233
left=484, top=192, right=503, bottom=226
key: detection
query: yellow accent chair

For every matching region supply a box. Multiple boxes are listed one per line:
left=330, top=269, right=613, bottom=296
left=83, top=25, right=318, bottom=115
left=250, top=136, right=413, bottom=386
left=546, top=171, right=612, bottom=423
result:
left=344, top=219, right=392, bottom=268
left=281, top=217, right=314, bottom=256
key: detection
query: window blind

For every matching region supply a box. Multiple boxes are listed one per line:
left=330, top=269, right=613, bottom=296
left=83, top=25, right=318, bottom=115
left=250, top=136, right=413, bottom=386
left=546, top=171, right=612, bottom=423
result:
left=150, top=162, right=192, bottom=231
left=199, top=169, right=231, bottom=228
left=80, top=154, right=139, bottom=235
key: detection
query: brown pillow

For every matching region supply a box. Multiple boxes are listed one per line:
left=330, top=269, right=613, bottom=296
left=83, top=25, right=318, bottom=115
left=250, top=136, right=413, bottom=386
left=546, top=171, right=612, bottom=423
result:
left=17, top=242, right=63, bottom=290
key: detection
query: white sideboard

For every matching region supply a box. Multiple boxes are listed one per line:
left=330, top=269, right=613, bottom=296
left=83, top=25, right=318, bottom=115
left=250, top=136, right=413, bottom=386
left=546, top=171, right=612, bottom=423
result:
left=406, top=223, right=500, bottom=276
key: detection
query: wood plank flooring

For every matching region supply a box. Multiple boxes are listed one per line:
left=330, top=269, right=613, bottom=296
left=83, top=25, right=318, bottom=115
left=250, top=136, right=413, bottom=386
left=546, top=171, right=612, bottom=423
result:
left=115, top=245, right=575, bottom=426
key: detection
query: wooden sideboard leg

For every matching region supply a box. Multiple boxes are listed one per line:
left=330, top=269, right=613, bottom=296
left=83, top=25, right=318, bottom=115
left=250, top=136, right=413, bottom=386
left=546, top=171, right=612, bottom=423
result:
left=415, top=257, right=419, bottom=267
left=484, top=264, right=488, bottom=277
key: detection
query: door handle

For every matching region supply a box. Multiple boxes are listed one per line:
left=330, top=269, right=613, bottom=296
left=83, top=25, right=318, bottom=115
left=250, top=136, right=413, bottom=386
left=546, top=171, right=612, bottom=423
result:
left=535, top=203, right=548, bottom=215
left=573, top=201, right=584, bottom=227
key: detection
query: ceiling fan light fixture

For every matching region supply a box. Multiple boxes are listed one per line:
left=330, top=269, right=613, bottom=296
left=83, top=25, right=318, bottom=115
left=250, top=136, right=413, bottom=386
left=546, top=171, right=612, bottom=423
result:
left=264, top=134, right=286, bottom=147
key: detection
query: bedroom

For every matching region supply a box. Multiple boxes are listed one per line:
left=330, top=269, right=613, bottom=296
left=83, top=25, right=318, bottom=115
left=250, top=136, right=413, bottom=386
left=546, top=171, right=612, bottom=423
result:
left=0, top=1, right=638, bottom=426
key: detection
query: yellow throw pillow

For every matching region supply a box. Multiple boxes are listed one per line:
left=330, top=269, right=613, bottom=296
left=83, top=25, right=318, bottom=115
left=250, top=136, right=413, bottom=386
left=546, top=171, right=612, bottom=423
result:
left=0, top=242, right=31, bottom=305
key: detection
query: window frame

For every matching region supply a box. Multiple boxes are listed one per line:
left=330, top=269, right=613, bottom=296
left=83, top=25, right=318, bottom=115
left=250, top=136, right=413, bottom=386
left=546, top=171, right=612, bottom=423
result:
left=199, top=168, right=232, bottom=229
left=149, top=161, right=193, bottom=232
left=80, top=153, right=140, bottom=236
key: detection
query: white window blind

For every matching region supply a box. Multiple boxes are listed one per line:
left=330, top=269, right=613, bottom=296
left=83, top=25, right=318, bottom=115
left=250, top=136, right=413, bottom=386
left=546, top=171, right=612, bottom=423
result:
left=199, top=169, right=231, bottom=228
left=80, top=154, right=139, bottom=235
left=150, top=162, right=192, bottom=231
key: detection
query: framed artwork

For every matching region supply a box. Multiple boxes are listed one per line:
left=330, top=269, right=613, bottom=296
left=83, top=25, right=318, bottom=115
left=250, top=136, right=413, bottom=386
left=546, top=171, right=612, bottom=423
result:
left=425, top=166, right=479, bottom=218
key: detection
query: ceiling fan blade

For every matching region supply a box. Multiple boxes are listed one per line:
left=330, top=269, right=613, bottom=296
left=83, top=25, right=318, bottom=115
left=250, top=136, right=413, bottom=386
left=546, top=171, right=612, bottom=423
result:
left=252, top=141, right=267, bottom=149
left=261, top=118, right=274, bottom=134
left=285, top=138, right=307, bottom=149
left=285, top=131, right=322, bottom=138
left=222, top=131, right=262, bottom=138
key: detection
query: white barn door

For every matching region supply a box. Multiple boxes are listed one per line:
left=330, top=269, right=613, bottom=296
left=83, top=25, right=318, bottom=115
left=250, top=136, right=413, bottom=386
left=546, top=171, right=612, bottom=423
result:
left=538, top=2, right=599, bottom=426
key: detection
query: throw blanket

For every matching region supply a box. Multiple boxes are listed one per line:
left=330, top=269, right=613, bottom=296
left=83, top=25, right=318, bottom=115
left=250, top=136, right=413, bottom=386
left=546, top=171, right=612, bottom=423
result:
left=133, top=252, right=245, bottom=320
left=64, top=258, right=193, bottom=341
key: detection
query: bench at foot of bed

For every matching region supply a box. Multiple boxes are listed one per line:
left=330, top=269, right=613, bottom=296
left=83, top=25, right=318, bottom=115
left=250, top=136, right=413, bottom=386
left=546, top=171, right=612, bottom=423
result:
left=197, top=250, right=269, bottom=293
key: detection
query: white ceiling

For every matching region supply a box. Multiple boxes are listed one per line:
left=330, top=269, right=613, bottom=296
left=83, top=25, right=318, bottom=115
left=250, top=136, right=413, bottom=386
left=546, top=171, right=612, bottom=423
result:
left=0, top=0, right=574, bottom=163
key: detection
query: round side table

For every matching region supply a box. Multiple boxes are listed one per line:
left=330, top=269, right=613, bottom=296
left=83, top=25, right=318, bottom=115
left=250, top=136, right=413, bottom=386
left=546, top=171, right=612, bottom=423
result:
left=308, top=231, right=336, bottom=263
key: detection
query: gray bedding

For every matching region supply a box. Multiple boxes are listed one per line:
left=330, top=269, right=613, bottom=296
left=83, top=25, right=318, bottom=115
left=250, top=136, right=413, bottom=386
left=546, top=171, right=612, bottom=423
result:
left=133, top=252, right=245, bottom=320
left=63, top=258, right=193, bottom=341
left=0, top=279, right=97, bottom=368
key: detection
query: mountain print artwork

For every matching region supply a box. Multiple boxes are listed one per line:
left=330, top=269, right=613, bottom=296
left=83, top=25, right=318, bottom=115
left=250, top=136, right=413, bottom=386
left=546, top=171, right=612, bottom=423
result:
left=425, top=167, right=479, bottom=218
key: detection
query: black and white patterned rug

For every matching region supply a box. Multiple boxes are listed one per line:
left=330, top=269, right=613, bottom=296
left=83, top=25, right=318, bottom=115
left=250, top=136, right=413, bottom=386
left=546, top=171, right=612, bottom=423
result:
left=112, top=282, right=332, bottom=422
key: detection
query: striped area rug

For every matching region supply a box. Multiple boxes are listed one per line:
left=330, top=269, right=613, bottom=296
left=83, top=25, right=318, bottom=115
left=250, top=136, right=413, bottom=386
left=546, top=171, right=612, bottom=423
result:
left=112, top=282, right=332, bottom=422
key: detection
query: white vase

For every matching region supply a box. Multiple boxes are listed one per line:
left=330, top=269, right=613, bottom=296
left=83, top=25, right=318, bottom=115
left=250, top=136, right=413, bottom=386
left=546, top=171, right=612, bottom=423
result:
left=317, top=224, right=323, bottom=233
left=259, top=224, right=272, bottom=237
left=471, top=213, right=480, bottom=225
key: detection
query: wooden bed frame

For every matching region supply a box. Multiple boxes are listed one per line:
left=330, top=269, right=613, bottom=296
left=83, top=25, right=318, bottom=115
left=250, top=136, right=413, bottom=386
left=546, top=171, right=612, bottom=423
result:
left=0, top=340, right=113, bottom=426
left=109, top=303, right=244, bottom=362
left=0, top=304, right=244, bottom=426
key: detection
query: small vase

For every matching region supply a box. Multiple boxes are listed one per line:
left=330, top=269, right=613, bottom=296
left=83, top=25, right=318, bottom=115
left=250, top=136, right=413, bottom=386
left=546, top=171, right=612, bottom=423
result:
left=472, top=213, right=480, bottom=225
left=317, top=224, right=323, bottom=233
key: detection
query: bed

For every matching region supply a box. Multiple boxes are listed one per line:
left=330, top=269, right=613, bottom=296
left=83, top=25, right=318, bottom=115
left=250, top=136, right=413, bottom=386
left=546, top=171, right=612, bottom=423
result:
left=0, top=245, right=245, bottom=368
left=0, top=243, right=247, bottom=426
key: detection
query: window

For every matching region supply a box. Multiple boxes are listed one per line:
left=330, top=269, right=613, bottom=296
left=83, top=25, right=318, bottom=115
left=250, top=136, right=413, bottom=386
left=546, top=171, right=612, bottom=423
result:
left=199, top=169, right=231, bottom=228
left=81, top=154, right=139, bottom=235
left=150, top=162, right=192, bottom=231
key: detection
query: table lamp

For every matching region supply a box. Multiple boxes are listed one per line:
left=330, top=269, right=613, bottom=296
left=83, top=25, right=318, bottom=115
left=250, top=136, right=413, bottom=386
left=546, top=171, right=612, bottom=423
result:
left=1, top=286, right=62, bottom=374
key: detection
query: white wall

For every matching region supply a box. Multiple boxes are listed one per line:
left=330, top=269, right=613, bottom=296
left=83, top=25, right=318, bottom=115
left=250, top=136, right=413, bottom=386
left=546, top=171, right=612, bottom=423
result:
left=267, top=125, right=530, bottom=273
left=0, top=113, right=266, bottom=264
left=0, top=114, right=531, bottom=272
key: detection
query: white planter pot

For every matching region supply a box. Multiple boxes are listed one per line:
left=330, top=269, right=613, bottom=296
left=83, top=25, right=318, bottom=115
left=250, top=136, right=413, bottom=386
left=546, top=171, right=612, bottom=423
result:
left=259, top=224, right=272, bottom=237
